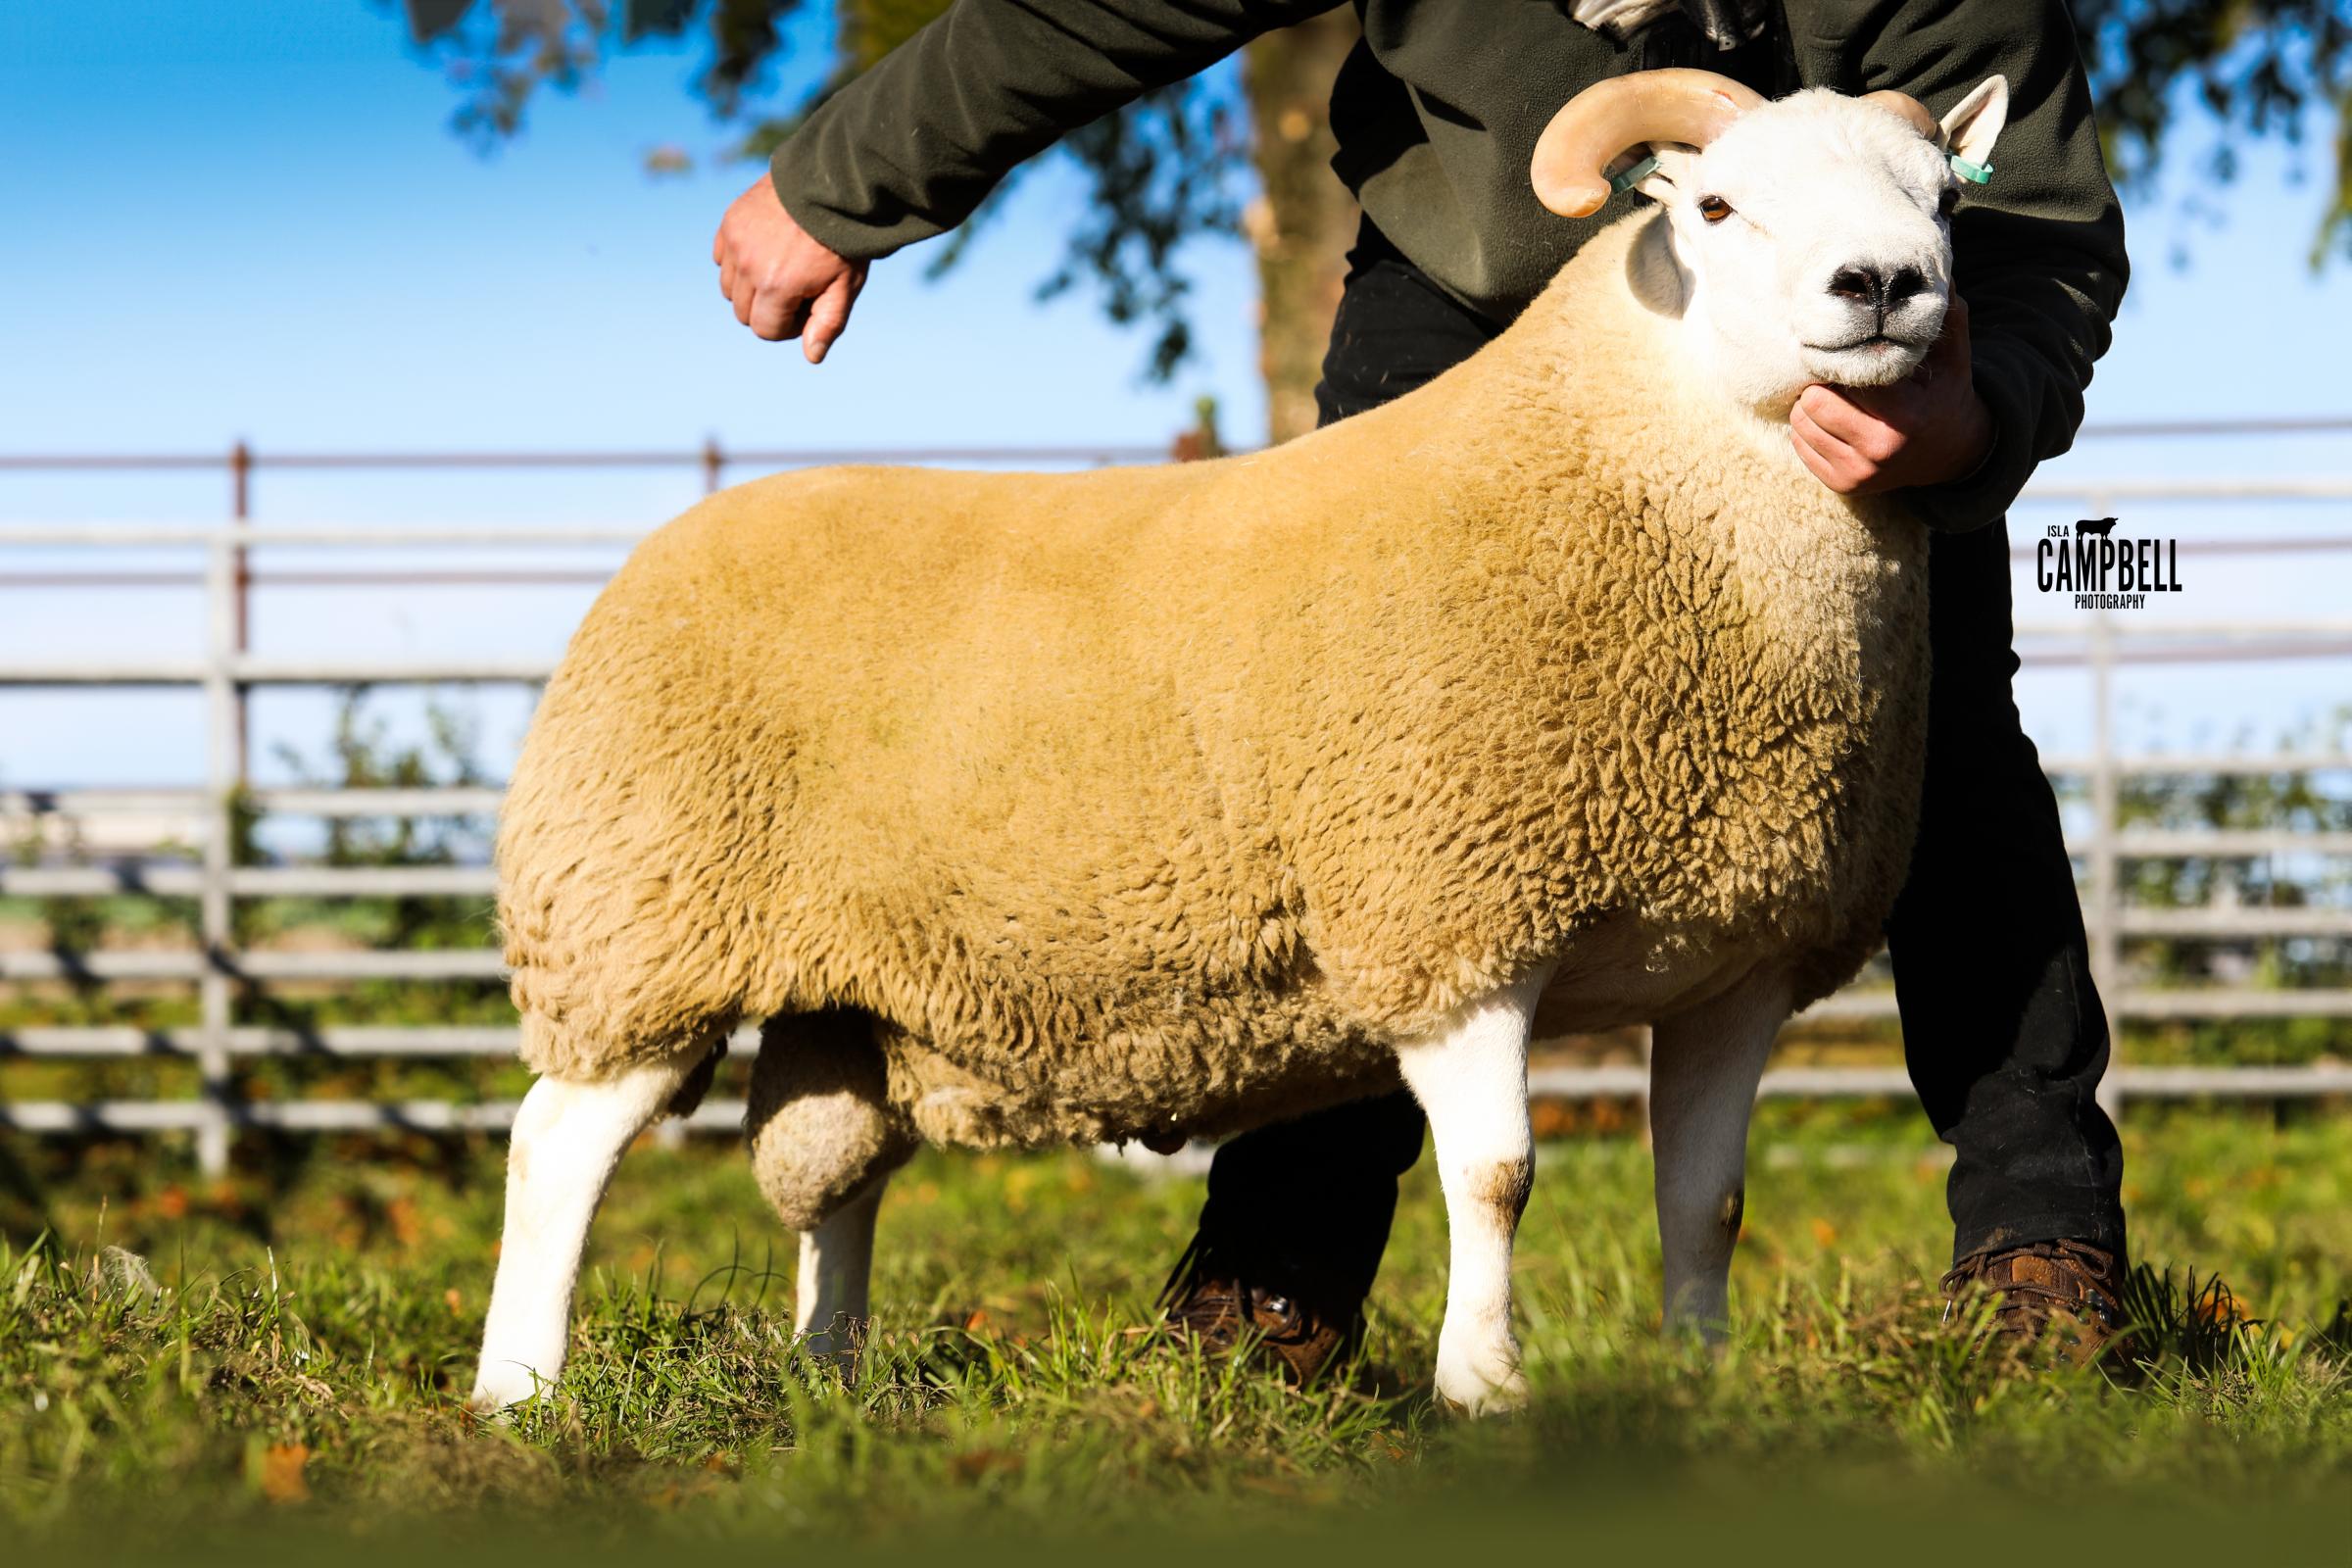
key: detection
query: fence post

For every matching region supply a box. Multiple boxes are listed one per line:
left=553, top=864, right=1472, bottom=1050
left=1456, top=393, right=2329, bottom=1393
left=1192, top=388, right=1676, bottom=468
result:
left=2086, top=491, right=2124, bottom=1122
left=702, top=436, right=724, bottom=495
left=198, top=535, right=241, bottom=1175
left=229, top=440, right=252, bottom=778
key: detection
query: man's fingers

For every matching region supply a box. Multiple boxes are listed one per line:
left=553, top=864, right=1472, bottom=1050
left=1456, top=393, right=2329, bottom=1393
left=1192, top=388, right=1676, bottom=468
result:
left=1798, top=385, right=1902, bottom=464
left=801, top=270, right=862, bottom=364
left=718, top=259, right=736, bottom=304
left=1790, top=395, right=1856, bottom=461
left=1789, top=424, right=1845, bottom=491
left=749, top=284, right=810, bottom=343
left=1790, top=401, right=1863, bottom=493
left=1795, top=384, right=1870, bottom=444
left=731, top=274, right=759, bottom=328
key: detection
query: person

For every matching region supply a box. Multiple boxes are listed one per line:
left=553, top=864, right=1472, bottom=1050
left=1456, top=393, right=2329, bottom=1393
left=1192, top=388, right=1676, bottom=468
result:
left=710, top=0, right=2133, bottom=1376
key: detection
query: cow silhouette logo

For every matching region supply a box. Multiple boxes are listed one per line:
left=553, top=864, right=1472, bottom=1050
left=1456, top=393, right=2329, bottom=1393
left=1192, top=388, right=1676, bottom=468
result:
left=2036, top=514, right=2180, bottom=609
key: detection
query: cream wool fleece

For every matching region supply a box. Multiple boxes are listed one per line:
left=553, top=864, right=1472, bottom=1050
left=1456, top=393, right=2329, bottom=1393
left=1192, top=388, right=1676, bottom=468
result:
left=497, top=210, right=1930, bottom=1167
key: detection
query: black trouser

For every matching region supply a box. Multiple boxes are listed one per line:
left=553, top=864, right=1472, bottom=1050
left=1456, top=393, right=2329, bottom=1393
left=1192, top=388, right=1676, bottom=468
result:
left=1193, top=224, right=2126, bottom=1297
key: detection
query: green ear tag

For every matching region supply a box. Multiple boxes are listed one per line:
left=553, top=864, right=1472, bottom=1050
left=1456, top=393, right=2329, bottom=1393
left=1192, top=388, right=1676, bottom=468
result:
left=1608, top=154, right=1661, bottom=196
left=1949, top=155, right=1992, bottom=184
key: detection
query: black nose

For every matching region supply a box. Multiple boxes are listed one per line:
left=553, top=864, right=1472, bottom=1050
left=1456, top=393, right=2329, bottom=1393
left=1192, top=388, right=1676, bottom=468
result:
left=1828, top=265, right=1927, bottom=316
left=1827, top=265, right=1881, bottom=304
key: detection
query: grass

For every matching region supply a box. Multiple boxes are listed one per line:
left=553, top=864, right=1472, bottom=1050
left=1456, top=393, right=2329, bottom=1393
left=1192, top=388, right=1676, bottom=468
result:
left=0, top=1107, right=2346, bottom=1564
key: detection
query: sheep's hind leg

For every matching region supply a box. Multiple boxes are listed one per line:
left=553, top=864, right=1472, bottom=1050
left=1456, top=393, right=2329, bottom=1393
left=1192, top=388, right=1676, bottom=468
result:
left=795, top=1172, right=889, bottom=1360
left=470, top=1046, right=710, bottom=1411
left=745, top=1009, right=915, bottom=1365
left=1393, top=967, right=1552, bottom=1416
left=1647, top=969, right=1790, bottom=1339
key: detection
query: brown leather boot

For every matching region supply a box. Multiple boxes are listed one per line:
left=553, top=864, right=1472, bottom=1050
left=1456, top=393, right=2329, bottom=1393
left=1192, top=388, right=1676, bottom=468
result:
left=1156, top=1238, right=1364, bottom=1385
left=1940, top=1238, right=2134, bottom=1368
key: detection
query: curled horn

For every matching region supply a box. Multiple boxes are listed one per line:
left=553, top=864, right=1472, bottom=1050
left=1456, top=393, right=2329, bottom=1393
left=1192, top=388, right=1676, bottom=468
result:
left=1859, top=89, right=1940, bottom=141
left=1530, top=68, right=1765, bottom=219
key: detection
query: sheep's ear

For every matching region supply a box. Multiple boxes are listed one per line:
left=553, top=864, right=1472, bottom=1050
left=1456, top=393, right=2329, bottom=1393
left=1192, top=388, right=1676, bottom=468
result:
left=1939, top=76, right=2009, bottom=168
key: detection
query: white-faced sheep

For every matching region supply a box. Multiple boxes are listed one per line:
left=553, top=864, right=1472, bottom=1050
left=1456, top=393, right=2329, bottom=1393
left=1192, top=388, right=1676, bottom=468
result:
left=472, top=70, right=2014, bottom=1415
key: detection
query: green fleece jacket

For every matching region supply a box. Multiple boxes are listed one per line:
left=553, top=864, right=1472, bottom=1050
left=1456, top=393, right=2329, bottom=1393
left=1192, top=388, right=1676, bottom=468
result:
left=767, top=0, right=2127, bottom=531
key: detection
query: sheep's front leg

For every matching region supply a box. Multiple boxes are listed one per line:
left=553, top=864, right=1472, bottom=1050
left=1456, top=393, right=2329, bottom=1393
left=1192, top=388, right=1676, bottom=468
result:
left=471, top=1054, right=701, bottom=1411
left=1647, top=970, right=1790, bottom=1338
left=795, top=1172, right=889, bottom=1360
left=1394, top=968, right=1552, bottom=1415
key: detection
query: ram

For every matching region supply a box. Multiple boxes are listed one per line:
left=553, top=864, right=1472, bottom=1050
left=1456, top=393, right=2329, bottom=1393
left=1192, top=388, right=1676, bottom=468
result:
left=471, top=69, right=2012, bottom=1415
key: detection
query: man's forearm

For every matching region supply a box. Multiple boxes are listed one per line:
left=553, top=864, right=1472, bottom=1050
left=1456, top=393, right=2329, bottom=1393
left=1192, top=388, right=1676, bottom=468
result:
left=1852, top=0, right=2129, bottom=530
left=1909, top=275, right=2107, bottom=532
left=771, top=0, right=1343, bottom=261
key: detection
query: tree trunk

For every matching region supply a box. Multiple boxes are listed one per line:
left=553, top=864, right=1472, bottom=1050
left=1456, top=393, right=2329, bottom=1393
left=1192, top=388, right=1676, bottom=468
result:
left=1242, top=14, right=1361, bottom=446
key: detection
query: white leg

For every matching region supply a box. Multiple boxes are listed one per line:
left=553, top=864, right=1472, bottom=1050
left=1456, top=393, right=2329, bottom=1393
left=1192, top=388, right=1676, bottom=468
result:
left=795, top=1172, right=889, bottom=1360
left=470, top=1054, right=700, bottom=1410
left=1393, top=967, right=1551, bottom=1415
left=1646, top=969, right=1790, bottom=1339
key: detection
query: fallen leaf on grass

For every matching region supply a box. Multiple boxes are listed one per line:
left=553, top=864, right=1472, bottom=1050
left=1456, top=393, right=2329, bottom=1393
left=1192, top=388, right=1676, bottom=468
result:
left=950, top=1448, right=1022, bottom=1483
left=260, top=1443, right=311, bottom=1503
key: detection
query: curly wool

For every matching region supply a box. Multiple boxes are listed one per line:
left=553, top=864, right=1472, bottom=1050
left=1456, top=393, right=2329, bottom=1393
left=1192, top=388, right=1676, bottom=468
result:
left=744, top=1009, right=916, bottom=1230
left=499, top=211, right=1929, bottom=1165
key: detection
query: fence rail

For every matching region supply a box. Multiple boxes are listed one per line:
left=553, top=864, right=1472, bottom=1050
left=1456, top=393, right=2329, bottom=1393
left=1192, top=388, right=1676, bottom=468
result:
left=5, top=433, right=2350, bottom=1167
left=16, top=1060, right=2352, bottom=1142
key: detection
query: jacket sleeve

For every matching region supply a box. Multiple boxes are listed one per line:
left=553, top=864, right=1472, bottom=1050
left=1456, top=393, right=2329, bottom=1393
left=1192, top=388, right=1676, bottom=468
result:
left=1846, top=0, right=2129, bottom=531
left=769, top=0, right=1344, bottom=261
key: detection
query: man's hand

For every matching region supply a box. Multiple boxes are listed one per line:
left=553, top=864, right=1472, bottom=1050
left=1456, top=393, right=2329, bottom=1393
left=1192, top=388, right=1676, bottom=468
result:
left=712, top=175, right=869, bottom=363
left=1789, top=296, right=1993, bottom=495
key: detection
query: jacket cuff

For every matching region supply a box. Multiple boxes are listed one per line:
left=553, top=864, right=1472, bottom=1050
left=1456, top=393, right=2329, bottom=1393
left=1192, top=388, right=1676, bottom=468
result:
left=1901, top=337, right=2038, bottom=533
left=767, top=145, right=913, bottom=265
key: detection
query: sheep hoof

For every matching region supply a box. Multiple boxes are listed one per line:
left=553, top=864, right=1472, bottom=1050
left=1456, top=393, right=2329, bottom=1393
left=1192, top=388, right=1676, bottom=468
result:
left=1434, top=1339, right=1529, bottom=1417
left=466, top=1362, right=548, bottom=1417
left=795, top=1319, right=871, bottom=1381
left=800, top=1320, right=856, bottom=1355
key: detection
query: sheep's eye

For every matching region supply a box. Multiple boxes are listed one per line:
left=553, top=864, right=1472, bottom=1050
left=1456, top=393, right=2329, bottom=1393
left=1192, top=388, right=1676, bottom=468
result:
left=1697, top=195, right=1734, bottom=224
left=1937, top=185, right=1961, bottom=219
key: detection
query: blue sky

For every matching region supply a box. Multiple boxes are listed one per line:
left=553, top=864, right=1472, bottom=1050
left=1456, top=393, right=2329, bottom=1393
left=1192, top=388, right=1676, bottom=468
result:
left=1, top=2, right=2347, bottom=794
left=0, top=2, right=1261, bottom=472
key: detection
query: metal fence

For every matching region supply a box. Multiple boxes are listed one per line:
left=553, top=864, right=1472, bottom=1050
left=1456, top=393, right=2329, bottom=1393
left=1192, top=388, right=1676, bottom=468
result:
left=3, top=435, right=2349, bottom=1171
